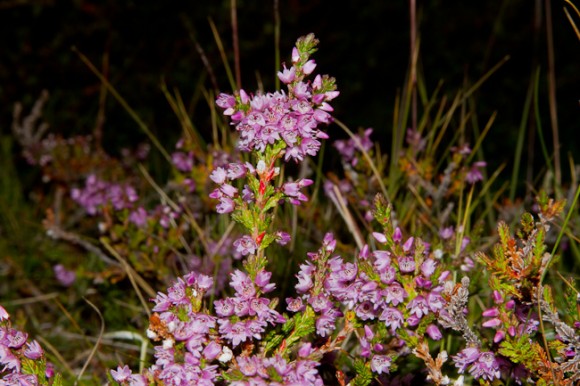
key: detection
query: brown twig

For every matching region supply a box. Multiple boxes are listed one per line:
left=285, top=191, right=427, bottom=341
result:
left=544, top=0, right=562, bottom=192
left=231, top=0, right=241, bottom=89
left=43, top=211, right=119, bottom=267
left=409, top=0, right=418, bottom=132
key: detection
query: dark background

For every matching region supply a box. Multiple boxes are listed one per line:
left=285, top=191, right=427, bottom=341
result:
left=1, top=0, right=579, bottom=190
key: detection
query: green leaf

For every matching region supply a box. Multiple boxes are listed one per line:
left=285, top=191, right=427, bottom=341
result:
left=259, top=233, right=277, bottom=251
left=497, top=221, right=510, bottom=249
left=264, top=313, right=297, bottom=354
left=532, top=227, right=546, bottom=263
left=262, top=193, right=283, bottom=213
left=498, top=337, right=540, bottom=368
left=221, top=369, right=245, bottom=382
left=283, top=306, right=316, bottom=351
left=373, top=194, right=391, bottom=226
left=520, top=212, right=535, bottom=236
left=263, top=330, right=285, bottom=355
left=351, top=359, right=373, bottom=386
left=231, top=208, right=255, bottom=232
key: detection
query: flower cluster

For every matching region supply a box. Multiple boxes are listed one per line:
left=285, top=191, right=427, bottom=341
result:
left=109, top=266, right=324, bottom=385
left=110, top=272, right=218, bottom=385
left=71, top=174, right=138, bottom=216
left=215, top=269, right=285, bottom=347
left=285, top=201, right=451, bottom=379
left=220, top=352, right=324, bottom=385
left=0, top=306, right=60, bottom=385
left=333, top=127, right=373, bottom=167
left=216, top=33, right=338, bottom=162
left=480, top=291, right=539, bottom=345
left=287, top=233, right=344, bottom=338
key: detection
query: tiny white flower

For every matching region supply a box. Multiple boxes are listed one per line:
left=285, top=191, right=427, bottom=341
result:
left=433, top=249, right=444, bottom=259
left=146, top=329, right=158, bottom=340
left=256, top=160, right=266, bottom=174
left=162, top=339, right=174, bottom=349
left=218, top=346, right=233, bottom=363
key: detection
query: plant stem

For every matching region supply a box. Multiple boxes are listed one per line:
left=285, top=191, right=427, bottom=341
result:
left=544, top=0, right=562, bottom=193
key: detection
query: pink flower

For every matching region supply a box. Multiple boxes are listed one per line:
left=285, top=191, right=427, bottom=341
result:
left=216, top=93, right=236, bottom=110
left=466, top=161, right=486, bottom=184
left=286, top=297, right=305, bottom=312
left=210, top=167, right=228, bottom=184
left=420, top=258, right=437, bottom=277
left=426, top=324, right=443, bottom=340
left=226, top=163, right=247, bottom=179
left=230, top=270, right=256, bottom=299
left=370, top=355, right=391, bottom=375
left=298, top=342, right=314, bottom=358
left=407, top=295, right=429, bottom=318
left=492, top=290, right=503, bottom=304
left=171, top=151, right=193, bottom=172
left=277, top=65, right=296, bottom=84
left=220, top=183, right=238, bottom=198
left=0, top=345, right=20, bottom=372
left=398, top=256, right=416, bottom=273
left=380, top=307, right=404, bottom=332
left=469, top=351, right=500, bottom=381
left=453, top=347, right=481, bottom=373
left=439, top=226, right=454, bottom=240
left=275, top=231, right=291, bottom=245
left=24, top=340, right=43, bottom=360
left=53, top=264, right=76, bottom=287
left=302, top=60, right=317, bottom=75
left=482, top=308, right=500, bottom=318
left=493, top=330, right=506, bottom=343
left=393, top=227, right=403, bottom=243
left=402, top=236, right=414, bottom=252
left=482, top=318, right=502, bottom=328
left=202, top=341, right=222, bottom=361
left=233, top=235, right=258, bottom=256
left=216, top=197, right=235, bottom=214
left=372, top=232, right=387, bottom=244
left=384, top=284, right=408, bottom=306
left=111, top=365, right=133, bottom=383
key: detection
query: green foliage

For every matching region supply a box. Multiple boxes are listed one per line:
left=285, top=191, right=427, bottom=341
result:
left=351, top=359, right=374, bottom=386
left=498, top=337, right=542, bottom=369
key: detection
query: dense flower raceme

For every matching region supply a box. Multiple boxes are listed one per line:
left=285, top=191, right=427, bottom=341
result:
left=286, top=231, right=451, bottom=377
left=215, top=34, right=338, bottom=161
left=71, top=174, right=138, bottom=216
left=108, top=269, right=328, bottom=385
left=210, top=34, right=338, bottom=223
left=0, top=305, right=59, bottom=385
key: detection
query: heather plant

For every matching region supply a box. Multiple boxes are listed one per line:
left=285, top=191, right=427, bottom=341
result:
left=96, top=35, right=578, bottom=385
left=0, top=305, right=62, bottom=385
left=3, top=10, right=580, bottom=386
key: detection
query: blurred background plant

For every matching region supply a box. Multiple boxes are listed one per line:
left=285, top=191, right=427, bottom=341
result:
left=1, top=0, right=580, bottom=384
